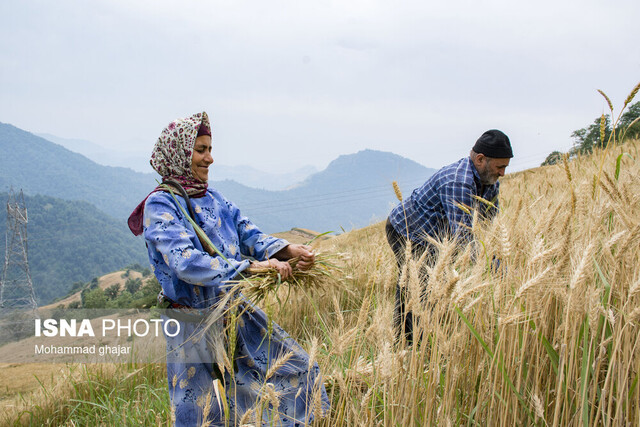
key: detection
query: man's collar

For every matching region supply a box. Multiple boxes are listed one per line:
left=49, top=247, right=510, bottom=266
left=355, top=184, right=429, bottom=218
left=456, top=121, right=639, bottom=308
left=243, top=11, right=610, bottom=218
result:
left=466, top=156, right=482, bottom=184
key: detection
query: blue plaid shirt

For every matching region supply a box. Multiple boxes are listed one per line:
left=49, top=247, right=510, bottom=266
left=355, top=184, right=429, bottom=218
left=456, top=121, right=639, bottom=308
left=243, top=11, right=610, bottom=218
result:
left=389, top=157, right=500, bottom=245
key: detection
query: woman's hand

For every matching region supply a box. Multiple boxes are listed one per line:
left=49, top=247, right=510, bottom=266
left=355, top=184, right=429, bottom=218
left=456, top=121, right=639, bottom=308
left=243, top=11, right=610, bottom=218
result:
left=278, top=244, right=315, bottom=271
left=250, top=259, right=293, bottom=279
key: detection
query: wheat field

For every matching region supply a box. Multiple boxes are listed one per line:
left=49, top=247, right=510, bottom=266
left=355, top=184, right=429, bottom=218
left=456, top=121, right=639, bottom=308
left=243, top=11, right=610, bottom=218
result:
left=2, top=137, right=639, bottom=425
left=285, top=138, right=640, bottom=426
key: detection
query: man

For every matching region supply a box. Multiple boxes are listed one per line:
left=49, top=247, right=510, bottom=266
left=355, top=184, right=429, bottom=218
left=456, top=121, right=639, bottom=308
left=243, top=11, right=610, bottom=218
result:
left=386, top=129, right=513, bottom=341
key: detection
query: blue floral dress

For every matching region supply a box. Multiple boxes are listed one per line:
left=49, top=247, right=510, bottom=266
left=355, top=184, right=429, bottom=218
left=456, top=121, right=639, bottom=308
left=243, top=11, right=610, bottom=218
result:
left=143, top=189, right=329, bottom=426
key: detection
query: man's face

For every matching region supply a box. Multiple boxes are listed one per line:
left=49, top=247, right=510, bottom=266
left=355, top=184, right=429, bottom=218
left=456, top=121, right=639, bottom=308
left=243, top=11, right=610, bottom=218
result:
left=476, top=155, right=510, bottom=185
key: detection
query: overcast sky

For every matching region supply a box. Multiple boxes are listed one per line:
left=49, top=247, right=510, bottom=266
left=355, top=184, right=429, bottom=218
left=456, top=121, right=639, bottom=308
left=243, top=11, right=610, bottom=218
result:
left=1, top=0, right=639, bottom=174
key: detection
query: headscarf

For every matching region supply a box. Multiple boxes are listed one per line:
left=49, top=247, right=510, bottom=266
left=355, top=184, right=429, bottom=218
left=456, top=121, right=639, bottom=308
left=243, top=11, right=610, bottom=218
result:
left=128, top=111, right=212, bottom=236
left=150, top=111, right=212, bottom=196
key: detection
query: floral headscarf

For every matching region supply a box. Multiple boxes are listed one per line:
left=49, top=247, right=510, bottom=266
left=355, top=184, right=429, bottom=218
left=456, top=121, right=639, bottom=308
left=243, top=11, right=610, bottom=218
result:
left=128, top=111, right=212, bottom=236
left=150, top=111, right=212, bottom=197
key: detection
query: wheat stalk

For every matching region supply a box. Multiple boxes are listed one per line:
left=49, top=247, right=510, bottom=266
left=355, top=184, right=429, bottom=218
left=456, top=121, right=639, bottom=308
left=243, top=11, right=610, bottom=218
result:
left=600, top=113, right=607, bottom=147
left=392, top=180, right=403, bottom=201
left=307, top=336, right=319, bottom=371
left=265, top=351, right=294, bottom=380
left=598, top=89, right=614, bottom=112
left=231, top=252, right=345, bottom=309
left=624, top=81, right=640, bottom=107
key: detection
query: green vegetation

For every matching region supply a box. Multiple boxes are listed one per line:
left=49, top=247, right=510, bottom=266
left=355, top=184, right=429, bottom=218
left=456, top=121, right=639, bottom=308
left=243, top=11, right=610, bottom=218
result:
left=569, top=100, right=640, bottom=155
left=1, top=363, right=170, bottom=425
left=70, top=275, right=161, bottom=309
left=0, top=193, right=148, bottom=304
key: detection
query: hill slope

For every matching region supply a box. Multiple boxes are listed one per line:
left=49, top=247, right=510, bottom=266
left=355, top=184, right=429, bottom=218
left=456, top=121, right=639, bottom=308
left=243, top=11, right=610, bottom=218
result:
left=0, top=122, right=156, bottom=219
left=0, top=193, right=148, bottom=305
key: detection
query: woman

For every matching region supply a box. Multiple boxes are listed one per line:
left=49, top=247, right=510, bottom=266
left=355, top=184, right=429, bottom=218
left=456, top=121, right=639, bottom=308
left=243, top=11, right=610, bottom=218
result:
left=128, top=112, right=329, bottom=426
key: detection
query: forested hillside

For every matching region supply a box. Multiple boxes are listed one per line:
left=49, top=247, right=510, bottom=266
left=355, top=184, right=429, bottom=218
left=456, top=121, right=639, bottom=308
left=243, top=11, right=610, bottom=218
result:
left=0, top=122, right=156, bottom=219
left=0, top=193, right=147, bottom=304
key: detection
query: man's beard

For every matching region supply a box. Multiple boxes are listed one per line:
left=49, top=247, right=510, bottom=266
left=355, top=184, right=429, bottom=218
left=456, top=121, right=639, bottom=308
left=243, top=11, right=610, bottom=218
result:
left=478, top=165, right=498, bottom=186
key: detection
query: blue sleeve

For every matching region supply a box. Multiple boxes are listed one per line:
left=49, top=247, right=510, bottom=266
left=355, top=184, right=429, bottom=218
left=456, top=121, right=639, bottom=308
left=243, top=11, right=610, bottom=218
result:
left=441, top=180, right=475, bottom=243
left=143, top=194, right=250, bottom=288
left=227, top=199, right=290, bottom=261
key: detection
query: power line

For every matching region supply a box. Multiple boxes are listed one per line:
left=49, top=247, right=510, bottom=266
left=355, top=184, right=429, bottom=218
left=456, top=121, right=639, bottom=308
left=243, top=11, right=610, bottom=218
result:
left=246, top=190, right=400, bottom=216
left=235, top=177, right=429, bottom=212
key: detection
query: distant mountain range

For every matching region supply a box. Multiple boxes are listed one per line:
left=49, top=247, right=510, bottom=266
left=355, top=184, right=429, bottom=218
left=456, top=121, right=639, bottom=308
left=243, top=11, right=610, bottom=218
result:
left=1, top=122, right=436, bottom=233
left=38, top=133, right=318, bottom=190
left=36, top=133, right=152, bottom=174
left=209, top=164, right=318, bottom=191
left=0, top=121, right=436, bottom=303
left=217, top=149, right=436, bottom=233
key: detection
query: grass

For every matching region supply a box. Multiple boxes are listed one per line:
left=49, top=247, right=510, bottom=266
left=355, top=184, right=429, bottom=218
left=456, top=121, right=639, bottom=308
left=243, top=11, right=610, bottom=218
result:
left=1, top=363, right=170, bottom=426
left=3, top=89, right=640, bottom=425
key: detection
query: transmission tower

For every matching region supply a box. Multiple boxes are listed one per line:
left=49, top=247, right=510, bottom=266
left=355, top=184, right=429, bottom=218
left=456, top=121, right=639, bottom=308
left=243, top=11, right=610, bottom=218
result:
left=0, top=188, right=38, bottom=316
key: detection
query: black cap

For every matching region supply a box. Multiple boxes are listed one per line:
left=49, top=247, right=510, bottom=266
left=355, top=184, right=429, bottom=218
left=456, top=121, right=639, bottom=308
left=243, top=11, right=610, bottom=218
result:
left=473, top=129, right=513, bottom=158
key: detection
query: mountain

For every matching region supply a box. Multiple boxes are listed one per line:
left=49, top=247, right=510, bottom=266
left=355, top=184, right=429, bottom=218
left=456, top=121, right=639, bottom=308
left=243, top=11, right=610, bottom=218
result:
left=214, top=149, right=436, bottom=233
left=211, top=164, right=318, bottom=190
left=37, top=133, right=153, bottom=174
left=0, top=192, right=148, bottom=305
left=38, top=133, right=318, bottom=190
left=2, top=122, right=436, bottom=233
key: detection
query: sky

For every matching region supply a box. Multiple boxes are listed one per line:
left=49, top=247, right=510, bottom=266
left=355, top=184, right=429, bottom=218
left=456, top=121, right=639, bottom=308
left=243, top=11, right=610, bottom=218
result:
left=1, top=0, right=639, bottom=175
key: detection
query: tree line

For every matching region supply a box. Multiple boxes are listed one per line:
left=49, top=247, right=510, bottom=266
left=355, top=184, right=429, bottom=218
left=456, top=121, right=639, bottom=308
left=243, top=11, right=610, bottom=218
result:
left=542, top=100, right=640, bottom=166
left=58, top=264, right=160, bottom=310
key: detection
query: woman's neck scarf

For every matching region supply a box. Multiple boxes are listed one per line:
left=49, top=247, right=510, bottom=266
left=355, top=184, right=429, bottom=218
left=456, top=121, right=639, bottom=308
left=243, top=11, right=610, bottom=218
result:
left=127, top=111, right=212, bottom=236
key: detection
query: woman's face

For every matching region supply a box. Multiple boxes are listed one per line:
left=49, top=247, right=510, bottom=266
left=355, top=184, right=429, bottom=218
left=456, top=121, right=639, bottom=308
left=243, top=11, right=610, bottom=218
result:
left=191, top=135, right=213, bottom=182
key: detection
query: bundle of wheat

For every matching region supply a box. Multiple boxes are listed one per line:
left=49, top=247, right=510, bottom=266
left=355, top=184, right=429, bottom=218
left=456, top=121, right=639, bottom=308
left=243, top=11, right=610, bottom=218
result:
left=195, top=251, right=345, bottom=360
left=230, top=252, right=345, bottom=309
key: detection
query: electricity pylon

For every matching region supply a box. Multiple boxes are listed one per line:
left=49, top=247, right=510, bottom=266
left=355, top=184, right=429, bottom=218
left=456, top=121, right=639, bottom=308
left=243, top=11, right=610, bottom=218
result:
left=0, top=188, right=38, bottom=318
